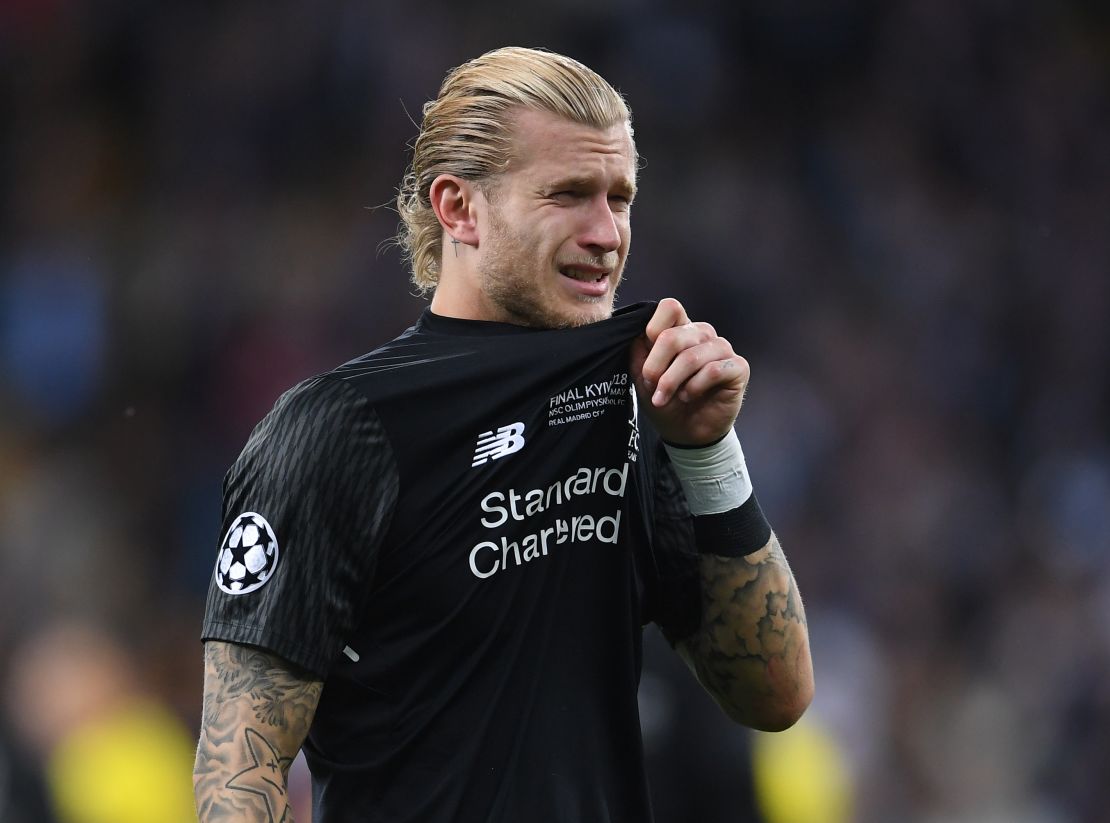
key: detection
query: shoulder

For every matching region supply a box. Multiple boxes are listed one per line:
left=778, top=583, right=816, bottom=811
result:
left=278, top=371, right=364, bottom=412
left=260, top=318, right=429, bottom=425
left=224, top=371, right=397, bottom=517
left=233, top=321, right=443, bottom=469
left=233, top=373, right=388, bottom=483
left=252, top=374, right=367, bottom=443
left=330, top=324, right=485, bottom=404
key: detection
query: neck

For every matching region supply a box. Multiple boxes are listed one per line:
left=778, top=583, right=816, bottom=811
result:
left=429, top=257, right=490, bottom=321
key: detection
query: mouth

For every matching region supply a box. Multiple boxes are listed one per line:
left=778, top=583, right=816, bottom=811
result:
left=559, top=264, right=610, bottom=282
left=559, top=265, right=612, bottom=298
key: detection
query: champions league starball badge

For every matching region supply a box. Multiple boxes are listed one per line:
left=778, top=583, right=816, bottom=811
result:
left=215, top=512, right=280, bottom=595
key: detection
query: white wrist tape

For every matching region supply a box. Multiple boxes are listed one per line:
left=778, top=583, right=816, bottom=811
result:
left=663, top=429, right=753, bottom=516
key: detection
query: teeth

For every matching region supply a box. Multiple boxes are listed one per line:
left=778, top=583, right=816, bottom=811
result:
left=562, top=268, right=607, bottom=282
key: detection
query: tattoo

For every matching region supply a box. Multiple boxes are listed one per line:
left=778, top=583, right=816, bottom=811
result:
left=226, top=729, right=294, bottom=822
left=681, top=534, right=812, bottom=727
left=194, top=642, right=322, bottom=822
left=208, top=643, right=321, bottom=729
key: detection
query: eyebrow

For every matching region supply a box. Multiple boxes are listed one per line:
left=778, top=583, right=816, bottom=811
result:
left=546, top=175, right=638, bottom=198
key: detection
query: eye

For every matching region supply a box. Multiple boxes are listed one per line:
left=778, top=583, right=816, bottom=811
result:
left=608, top=195, right=632, bottom=212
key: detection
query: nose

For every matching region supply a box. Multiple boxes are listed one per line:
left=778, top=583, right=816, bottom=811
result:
left=577, top=195, right=622, bottom=255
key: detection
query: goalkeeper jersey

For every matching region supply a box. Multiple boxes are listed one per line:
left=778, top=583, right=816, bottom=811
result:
left=202, top=301, right=702, bottom=823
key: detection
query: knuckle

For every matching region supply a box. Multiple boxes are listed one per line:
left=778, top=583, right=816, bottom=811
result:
left=706, top=339, right=731, bottom=361
left=678, top=348, right=702, bottom=371
left=656, top=326, right=681, bottom=348
left=694, top=321, right=717, bottom=341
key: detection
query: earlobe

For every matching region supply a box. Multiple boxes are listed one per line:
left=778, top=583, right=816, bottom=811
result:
left=429, top=174, right=480, bottom=249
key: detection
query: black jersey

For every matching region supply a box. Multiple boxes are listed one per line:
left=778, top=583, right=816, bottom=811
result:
left=202, top=301, right=702, bottom=823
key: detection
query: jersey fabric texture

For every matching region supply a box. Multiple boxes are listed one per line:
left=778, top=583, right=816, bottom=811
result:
left=202, top=301, right=704, bottom=823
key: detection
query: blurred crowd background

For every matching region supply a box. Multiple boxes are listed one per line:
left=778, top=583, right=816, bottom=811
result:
left=2, top=1, right=1108, bottom=821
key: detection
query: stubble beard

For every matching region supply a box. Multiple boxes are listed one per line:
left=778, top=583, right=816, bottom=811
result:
left=478, top=206, right=621, bottom=330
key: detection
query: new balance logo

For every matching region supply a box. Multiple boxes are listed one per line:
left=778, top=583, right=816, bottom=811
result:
left=472, top=422, right=526, bottom=467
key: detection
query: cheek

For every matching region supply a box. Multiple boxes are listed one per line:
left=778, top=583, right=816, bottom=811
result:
left=536, top=223, right=571, bottom=260
left=618, top=222, right=632, bottom=254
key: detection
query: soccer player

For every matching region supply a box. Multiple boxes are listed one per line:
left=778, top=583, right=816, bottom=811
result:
left=194, top=47, right=814, bottom=823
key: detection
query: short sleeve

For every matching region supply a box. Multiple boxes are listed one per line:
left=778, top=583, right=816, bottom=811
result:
left=201, top=375, right=398, bottom=677
left=646, top=436, right=702, bottom=646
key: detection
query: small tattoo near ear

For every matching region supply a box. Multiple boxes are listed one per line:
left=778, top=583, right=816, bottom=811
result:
left=451, top=237, right=461, bottom=257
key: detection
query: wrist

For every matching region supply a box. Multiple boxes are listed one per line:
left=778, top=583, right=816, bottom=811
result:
left=663, top=429, right=771, bottom=557
left=662, top=429, right=752, bottom=515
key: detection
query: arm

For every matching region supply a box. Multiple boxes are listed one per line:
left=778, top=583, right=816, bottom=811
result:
left=676, top=535, right=812, bottom=731
left=194, top=640, right=323, bottom=822
left=632, top=298, right=814, bottom=730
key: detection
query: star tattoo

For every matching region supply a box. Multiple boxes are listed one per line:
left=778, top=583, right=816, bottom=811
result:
left=225, top=728, right=295, bottom=823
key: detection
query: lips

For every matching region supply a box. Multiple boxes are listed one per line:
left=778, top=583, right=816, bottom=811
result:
left=559, top=265, right=611, bottom=297
left=559, top=265, right=610, bottom=283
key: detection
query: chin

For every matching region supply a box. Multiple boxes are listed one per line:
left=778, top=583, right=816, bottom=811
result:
left=560, top=296, right=614, bottom=327
left=490, top=288, right=615, bottom=330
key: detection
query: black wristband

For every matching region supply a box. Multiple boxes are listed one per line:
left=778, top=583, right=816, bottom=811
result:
left=692, top=493, right=772, bottom=557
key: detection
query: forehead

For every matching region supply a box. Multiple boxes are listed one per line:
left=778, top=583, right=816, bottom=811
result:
left=505, top=109, right=637, bottom=188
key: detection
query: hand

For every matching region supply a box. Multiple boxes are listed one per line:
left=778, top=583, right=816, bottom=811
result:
left=629, top=298, right=749, bottom=446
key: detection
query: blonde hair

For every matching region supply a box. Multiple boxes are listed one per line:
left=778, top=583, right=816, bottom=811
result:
left=396, top=47, right=632, bottom=293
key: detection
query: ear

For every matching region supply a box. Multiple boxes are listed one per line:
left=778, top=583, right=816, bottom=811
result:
left=429, top=174, right=480, bottom=249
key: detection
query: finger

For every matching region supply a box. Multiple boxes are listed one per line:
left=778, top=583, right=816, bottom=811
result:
left=644, top=297, right=690, bottom=344
left=674, top=354, right=749, bottom=404
left=651, top=337, right=735, bottom=406
left=641, top=321, right=718, bottom=389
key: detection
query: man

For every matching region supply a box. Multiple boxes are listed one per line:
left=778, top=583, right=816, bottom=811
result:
left=194, top=47, right=813, bottom=823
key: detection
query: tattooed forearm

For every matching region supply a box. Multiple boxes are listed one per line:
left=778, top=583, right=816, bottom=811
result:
left=194, top=641, right=323, bottom=822
left=678, top=533, right=814, bottom=731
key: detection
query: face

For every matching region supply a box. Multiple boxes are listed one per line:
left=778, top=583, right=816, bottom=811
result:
left=475, top=109, right=637, bottom=329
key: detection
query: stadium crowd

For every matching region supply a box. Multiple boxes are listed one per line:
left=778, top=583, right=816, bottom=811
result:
left=1, top=1, right=1108, bottom=821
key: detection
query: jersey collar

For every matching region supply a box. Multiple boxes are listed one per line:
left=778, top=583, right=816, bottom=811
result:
left=416, top=302, right=655, bottom=337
